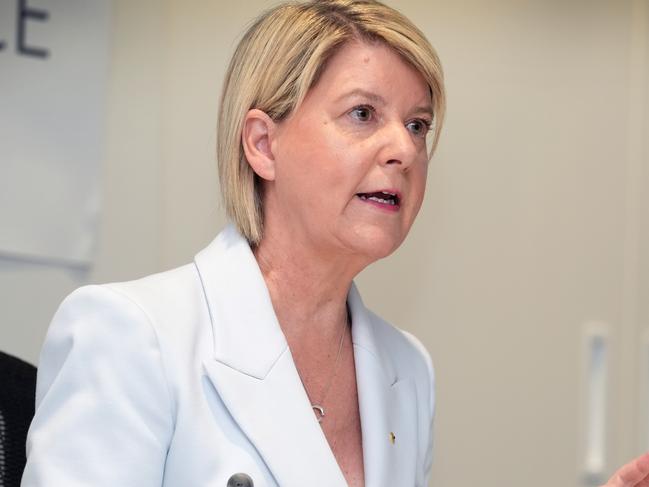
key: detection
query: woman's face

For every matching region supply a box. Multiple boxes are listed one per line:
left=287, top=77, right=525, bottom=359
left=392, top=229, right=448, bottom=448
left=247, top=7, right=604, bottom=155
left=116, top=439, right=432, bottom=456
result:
left=267, top=41, right=432, bottom=262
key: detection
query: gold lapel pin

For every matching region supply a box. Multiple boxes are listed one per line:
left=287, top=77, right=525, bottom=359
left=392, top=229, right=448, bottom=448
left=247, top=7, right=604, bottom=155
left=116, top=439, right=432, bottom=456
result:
left=389, top=432, right=396, bottom=444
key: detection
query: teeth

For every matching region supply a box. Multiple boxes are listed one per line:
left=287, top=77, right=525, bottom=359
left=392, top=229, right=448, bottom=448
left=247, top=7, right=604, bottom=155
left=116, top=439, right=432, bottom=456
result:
left=368, top=196, right=395, bottom=205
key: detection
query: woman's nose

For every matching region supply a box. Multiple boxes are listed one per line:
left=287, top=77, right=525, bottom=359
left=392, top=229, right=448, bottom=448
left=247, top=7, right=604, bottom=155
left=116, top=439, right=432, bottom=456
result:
left=378, top=121, right=418, bottom=170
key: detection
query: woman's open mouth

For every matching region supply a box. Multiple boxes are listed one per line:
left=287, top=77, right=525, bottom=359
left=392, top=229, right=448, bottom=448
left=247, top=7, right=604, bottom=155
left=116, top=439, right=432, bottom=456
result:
left=356, top=191, right=401, bottom=212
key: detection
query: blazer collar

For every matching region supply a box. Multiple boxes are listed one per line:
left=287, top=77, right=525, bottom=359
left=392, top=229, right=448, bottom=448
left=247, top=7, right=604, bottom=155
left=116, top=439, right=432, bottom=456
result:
left=194, top=224, right=286, bottom=379
left=194, top=225, right=418, bottom=486
left=348, top=284, right=397, bottom=386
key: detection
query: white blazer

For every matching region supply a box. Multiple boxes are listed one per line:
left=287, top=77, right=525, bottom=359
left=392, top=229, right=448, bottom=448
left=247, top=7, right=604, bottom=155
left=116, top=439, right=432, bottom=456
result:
left=22, top=225, right=435, bottom=487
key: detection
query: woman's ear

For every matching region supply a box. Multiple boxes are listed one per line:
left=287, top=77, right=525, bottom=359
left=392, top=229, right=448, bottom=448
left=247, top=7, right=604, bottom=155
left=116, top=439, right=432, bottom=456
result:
left=241, top=109, right=277, bottom=181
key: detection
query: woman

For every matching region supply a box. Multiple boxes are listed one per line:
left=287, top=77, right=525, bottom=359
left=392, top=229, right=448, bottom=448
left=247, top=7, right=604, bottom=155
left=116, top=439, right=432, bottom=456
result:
left=21, top=1, right=649, bottom=486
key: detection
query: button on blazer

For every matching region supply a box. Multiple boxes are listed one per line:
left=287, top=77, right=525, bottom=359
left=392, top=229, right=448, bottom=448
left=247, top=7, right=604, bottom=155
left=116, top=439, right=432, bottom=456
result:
left=22, top=225, right=435, bottom=487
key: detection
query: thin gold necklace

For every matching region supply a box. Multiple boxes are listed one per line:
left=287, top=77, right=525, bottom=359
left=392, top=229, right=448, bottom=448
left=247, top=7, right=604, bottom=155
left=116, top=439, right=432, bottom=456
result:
left=300, top=310, right=349, bottom=423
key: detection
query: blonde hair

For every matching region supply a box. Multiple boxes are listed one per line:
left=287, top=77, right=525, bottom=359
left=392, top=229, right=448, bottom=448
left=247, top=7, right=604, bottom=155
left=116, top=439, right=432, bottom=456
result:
left=217, top=0, right=446, bottom=245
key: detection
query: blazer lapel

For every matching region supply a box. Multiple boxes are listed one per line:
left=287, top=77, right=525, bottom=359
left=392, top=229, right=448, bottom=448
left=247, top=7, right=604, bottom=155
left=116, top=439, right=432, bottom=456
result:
left=195, top=225, right=347, bottom=486
left=349, top=285, right=419, bottom=487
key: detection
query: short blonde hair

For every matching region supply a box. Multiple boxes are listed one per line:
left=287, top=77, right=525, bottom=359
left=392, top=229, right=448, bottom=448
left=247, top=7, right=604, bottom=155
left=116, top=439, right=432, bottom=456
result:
left=217, top=0, right=446, bottom=245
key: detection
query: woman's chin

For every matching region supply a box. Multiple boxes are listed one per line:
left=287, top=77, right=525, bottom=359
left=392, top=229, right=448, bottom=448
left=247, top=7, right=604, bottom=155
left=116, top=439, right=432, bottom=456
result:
left=343, top=226, right=406, bottom=263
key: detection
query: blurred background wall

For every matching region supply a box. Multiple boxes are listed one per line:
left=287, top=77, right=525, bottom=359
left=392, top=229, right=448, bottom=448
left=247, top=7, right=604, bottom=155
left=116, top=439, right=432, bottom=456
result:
left=1, top=1, right=648, bottom=486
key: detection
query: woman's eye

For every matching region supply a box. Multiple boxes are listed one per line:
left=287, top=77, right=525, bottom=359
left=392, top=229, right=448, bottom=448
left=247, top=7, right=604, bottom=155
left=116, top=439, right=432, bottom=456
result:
left=406, top=119, right=432, bottom=138
left=349, top=105, right=374, bottom=122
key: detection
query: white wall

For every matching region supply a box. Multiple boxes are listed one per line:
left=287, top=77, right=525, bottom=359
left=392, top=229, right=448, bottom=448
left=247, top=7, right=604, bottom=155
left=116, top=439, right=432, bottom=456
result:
left=0, top=0, right=165, bottom=363
left=1, top=1, right=647, bottom=486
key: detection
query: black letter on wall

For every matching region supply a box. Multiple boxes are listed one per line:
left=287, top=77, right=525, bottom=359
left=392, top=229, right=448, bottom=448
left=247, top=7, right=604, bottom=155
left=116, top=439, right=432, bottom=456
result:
left=17, top=0, right=50, bottom=58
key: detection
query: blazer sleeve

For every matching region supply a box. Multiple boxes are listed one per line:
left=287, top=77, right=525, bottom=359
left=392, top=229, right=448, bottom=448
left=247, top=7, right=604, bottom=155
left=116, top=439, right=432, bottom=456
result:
left=402, top=329, right=436, bottom=487
left=22, top=285, right=174, bottom=487
left=421, top=349, right=435, bottom=486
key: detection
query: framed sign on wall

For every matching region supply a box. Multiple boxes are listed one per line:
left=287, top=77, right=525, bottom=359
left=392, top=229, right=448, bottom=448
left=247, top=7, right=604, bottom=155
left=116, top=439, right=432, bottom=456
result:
left=0, top=0, right=112, bottom=266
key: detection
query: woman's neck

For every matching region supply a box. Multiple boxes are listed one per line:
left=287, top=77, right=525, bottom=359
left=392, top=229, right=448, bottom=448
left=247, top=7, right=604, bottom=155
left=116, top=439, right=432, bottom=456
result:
left=253, top=226, right=361, bottom=345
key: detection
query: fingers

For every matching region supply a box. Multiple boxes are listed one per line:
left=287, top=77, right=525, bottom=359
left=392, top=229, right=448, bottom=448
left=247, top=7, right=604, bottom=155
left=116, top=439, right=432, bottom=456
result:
left=606, top=452, right=649, bottom=487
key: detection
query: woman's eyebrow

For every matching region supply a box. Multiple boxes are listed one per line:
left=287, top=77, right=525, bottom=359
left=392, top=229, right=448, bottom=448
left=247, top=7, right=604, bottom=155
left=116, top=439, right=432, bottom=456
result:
left=413, top=104, right=434, bottom=118
left=335, top=88, right=386, bottom=105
